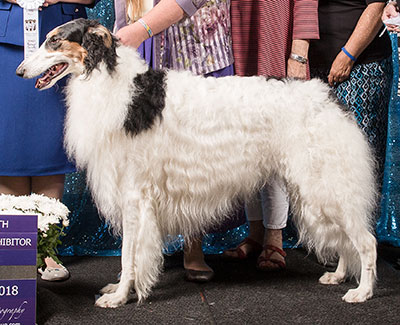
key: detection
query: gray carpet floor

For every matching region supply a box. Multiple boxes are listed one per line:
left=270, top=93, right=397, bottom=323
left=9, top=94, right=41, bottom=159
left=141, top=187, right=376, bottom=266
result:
left=37, top=246, right=400, bottom=324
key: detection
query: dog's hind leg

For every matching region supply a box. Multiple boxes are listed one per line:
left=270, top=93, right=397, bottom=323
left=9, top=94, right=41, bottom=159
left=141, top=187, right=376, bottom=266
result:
left=319, top=256, right=347, bottom=285
left=342, top=229, right=377, bottom=303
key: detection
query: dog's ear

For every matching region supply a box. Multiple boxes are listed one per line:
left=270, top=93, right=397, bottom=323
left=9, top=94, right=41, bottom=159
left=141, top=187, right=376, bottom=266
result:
left=86, top=25, right=114, bottom=48
left=81, top=22, right=118, bottom=75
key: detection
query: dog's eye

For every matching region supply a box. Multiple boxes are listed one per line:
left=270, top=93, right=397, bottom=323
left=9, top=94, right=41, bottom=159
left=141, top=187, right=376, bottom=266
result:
left=48, top=37, right=59, bottom=44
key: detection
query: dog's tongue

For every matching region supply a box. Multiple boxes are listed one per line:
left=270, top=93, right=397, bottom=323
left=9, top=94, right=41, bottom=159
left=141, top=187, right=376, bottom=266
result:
left=35, top=78, right=44, bottom=89
left=35, top=63, right=66, bottom=89
left=35, top=76, right=50, bottom=89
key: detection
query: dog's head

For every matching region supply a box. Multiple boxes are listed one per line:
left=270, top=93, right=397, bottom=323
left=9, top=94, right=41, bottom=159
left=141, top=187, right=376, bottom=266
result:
left=16, top=19, right=118, bottom=90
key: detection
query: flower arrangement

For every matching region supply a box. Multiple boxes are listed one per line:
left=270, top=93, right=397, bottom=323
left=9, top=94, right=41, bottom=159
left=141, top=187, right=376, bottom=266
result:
left=0, top=193, right=70, bottom=269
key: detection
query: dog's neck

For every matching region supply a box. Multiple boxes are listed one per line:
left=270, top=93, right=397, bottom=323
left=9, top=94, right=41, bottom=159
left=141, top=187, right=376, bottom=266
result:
left=64, top=45, right=150, bottom=166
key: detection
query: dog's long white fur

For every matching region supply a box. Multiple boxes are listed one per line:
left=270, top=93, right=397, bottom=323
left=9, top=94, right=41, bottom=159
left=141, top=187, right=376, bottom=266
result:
left=19, top=34, right=377, bottom=307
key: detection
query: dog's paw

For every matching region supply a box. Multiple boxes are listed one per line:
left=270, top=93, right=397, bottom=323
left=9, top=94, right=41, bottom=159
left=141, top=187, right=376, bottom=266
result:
left=100, top=283, right=119, bottom=294
left=95, top=292, right=128, bottom=308
left=319, top=271, right=345, bottom=285
left=342, top=288, right=372, bottom=303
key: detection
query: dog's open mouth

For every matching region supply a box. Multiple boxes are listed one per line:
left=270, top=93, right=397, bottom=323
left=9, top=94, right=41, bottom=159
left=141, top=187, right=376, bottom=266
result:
left=35, top=63, right=68, bottom=89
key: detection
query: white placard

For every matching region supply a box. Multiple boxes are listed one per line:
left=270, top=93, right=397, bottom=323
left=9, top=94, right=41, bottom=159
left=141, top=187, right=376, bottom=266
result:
left=17, top=0, right=45, bottom=58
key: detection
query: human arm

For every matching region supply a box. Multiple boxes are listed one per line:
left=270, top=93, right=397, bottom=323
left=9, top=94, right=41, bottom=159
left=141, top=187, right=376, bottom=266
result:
left=287, top=39, right=310, bottom=80
left=4, top=0, right=94, bottom=6
left=328, top=2, right=386, bottom=86
left=41, top=0, right=94, bottom=7
left=287, top=0, right=319, bottom=80
left=382, top=1, right=400, bottom=32
left=116, top=0, right=207, bottom=48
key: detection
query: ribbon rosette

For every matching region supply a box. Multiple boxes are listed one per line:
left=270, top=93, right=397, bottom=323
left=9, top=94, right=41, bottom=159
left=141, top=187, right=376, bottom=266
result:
left=16, top=0, right=45, bottom=10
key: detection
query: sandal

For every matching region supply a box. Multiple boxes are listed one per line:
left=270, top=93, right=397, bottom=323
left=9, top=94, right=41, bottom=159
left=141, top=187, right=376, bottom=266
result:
left=222, top=237, right=263, bottom=260
left=257, top=244, right=287, bottom=271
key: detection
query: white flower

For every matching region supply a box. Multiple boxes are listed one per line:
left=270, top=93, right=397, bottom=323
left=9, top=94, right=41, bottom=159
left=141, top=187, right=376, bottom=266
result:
left=0, top=194, right=70, bottom=231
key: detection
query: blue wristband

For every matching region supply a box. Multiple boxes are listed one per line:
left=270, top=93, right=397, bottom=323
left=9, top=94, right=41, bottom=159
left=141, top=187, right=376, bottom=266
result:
left=341, top=47, right=356, bottom=62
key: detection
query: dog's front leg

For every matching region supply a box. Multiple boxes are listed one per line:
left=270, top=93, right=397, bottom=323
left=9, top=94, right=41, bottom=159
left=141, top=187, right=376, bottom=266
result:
left=132, top=195, right=164, bottom=302
left=95, top=193, right=163, bottom=307
left=319, top=256, right=347, bottom=285
left=95, top=201, right=139, bottom=308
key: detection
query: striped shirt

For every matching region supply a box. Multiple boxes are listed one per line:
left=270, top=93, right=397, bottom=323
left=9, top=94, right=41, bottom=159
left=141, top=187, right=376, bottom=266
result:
left=231, top=0, right=319, bottom=78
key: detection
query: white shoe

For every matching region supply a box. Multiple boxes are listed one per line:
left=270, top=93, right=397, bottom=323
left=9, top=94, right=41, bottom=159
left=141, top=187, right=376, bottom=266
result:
left=38, top=265, right=70, bottom=281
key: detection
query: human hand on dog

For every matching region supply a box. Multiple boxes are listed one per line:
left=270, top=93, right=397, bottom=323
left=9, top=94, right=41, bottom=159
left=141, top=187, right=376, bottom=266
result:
left=116, top=23, right=148, bottom=49
left=328, top=50, right=354, bottom=86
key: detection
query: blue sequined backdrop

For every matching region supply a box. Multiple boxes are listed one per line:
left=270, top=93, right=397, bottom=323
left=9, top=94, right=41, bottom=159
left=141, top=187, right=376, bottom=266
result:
left=58, top=1, right=400, bottom=256
left=377, top=34, right=400, bottom=247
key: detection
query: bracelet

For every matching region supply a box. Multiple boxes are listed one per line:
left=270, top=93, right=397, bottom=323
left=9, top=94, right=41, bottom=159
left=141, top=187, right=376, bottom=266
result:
left=289, top=53, right=307, bottom=64
left=341, top=47, right=356, bottom=62
left=138, top=18, right=153, bottom=38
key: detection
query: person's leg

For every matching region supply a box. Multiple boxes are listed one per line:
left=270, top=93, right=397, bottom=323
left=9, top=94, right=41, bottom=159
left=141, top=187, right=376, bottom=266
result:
left=31, top=174, right=65, bottom=199
left=223, top=192, right=265, bottom=258
left=0, top=176, right=31, bottom=195
left=32, top=174, right=69, bottom=278
left=258, top=176, right=288, bottom=270
left=183, top=237, right=214, bottom=282
left=246, top=193, right=266, bottom=245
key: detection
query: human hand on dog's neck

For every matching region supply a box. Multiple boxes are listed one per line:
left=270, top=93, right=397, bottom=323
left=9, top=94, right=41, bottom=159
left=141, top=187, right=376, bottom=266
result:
left=116, top=0, right=185, bottom=48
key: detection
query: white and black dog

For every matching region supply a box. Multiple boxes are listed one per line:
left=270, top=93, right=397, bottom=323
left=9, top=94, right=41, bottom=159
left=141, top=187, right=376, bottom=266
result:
left=17, top=19, right=378, bottom=307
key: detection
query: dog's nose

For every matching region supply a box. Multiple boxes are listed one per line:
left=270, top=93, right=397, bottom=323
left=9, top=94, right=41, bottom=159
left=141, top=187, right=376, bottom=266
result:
left=16, top=65, right=25, bottom=77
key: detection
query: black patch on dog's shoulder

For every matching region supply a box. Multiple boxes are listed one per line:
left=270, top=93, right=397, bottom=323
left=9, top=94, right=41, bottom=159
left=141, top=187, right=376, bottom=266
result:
left=124, top=68, right=166, bottom=136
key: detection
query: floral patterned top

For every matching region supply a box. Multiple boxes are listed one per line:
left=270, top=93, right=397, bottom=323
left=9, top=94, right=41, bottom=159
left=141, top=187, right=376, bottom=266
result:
left=156, top=0, right=233, bottom=75
left=114, top=0, right=233, bottom=75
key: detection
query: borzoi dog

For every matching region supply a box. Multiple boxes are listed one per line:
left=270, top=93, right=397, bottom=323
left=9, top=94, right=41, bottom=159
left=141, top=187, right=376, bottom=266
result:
left=17, top=19, right=378, bottom=307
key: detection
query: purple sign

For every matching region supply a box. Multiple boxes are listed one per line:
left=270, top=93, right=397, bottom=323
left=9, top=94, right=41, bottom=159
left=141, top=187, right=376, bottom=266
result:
left=0, top=215, right=37, bottom=324
left=0, top=279, right=36, bottom=325
left=0, top=232, right=37, bottom=266
left=0, top=233, right=37, bottom=250
left=0, top=250, right=36, bottom=266
left=0, top=215, right=37, bottom=266
left=0, top=215, right=37, bottom=233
